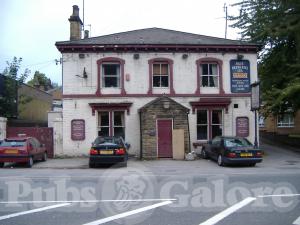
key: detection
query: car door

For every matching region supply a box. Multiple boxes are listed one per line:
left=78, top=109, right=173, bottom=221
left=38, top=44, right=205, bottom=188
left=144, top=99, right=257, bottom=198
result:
left=28, top=139, right=36, bottom=156
left=34, top=138, right=43, bottom=156
left=210, top=137, right=221, bottom=160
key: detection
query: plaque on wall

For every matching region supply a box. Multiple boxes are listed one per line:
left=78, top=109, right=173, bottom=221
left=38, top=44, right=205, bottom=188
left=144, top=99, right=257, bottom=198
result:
left=236, top=117, right=249, bottom=137
left=71, top=119, right=85, bottom=141
left=230, top=60, right=251, bottom=93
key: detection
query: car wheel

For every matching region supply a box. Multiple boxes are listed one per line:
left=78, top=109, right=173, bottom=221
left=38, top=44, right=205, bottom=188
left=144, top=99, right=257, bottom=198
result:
left=0, top=163, right=4, bottom=168
left=249, top=163, right=256, bottom=167
left=201, top=148, right=208, bottom=159
left=42, top=152, right=47, bottom=162
left=27, top=157, right=33, bottom=168
left=217, top=155, right=225, bottom=167
left=121, top=161, right=127, bottom=167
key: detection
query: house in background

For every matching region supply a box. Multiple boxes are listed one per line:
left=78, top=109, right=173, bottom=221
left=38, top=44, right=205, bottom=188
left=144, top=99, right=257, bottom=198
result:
left=11, top=83, right=52, bottom=127
left=47, top=87, right=63, bottom=111
left=54, top=5, right=260, bottom=158
left=259, top=111, right=300, bottom=135
left=0, top=74, right=52, bottom=127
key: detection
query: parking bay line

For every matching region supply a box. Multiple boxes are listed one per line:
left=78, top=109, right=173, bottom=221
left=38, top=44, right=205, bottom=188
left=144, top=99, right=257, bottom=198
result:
left=0, top=203, right=71, bottom=221
left=293, top=216, right=300, bottom=225
left=82, top=200, right=173, bottom=225
left=199, top=197, right=256, bottom=225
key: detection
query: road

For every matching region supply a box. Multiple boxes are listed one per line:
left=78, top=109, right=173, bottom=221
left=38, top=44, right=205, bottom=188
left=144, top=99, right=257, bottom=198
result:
left=0, top=142, right=299, bottom=225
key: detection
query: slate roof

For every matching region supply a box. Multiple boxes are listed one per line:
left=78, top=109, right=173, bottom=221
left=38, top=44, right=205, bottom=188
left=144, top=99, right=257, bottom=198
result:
left=56, top=27, right=257, bottom=46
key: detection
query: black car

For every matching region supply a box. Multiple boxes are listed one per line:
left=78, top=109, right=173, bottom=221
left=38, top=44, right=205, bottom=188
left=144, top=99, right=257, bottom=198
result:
left=89, top=136, right=129, bottom=168
left=201, top=136, right=263, bottom=167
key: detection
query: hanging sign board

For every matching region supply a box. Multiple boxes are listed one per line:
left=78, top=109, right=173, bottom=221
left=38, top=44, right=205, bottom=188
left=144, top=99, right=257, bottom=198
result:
left=230, top=60, right=251, bottom=93
left=251, top=82, right=260, bottom=111
left=71, top=119, right=85, bottom=141
left=236, top=117, right=249, bottom=137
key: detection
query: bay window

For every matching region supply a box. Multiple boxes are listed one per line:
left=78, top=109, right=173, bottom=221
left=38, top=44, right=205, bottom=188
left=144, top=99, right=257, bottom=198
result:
left=197, top=109, right=223, bottom=140
left=98, top=111, right=125, bottom=138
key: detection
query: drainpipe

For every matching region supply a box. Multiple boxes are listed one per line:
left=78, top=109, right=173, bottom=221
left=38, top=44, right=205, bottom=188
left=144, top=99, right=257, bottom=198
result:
left=186, top=111, right=191, bottom=153
left=139, top=111, right=143, bottom=160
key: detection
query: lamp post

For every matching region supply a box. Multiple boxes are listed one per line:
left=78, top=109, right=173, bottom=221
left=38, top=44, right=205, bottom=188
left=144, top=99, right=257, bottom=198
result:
left=250, top=81, right=260, bottom=148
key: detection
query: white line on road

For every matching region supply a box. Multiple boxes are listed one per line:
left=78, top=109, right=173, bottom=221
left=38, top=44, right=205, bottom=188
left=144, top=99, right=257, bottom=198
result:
left=258, top=194, right=300, bottom=198
left=0, top=203, right=71, bottom=221
left=293, top=216, right=300, bottom=225
left=0, top=198, right=177, bottom=204
left=199, top=197, right=256, bottom=225
left=82, top=200, right=173, bottom=225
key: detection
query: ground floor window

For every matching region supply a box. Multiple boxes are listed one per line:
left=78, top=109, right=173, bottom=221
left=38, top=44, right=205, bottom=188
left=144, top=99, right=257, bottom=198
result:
left=197, top=109, right=223, bottom=140
left=277, top=113, right=294, bottom=128
left=98, top=111, right=125, bottom=138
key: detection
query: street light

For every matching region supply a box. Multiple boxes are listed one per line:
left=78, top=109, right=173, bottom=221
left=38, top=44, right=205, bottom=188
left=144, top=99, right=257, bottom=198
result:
left=251, top=81, right=260, bottom=148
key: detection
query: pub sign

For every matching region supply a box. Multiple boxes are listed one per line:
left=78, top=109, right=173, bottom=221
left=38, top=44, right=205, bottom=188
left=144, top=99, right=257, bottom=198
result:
left=230, top=60, right=250, bottom=93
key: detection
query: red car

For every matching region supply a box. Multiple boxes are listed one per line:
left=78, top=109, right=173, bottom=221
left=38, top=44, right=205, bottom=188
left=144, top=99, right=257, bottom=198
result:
left=0, top=135, right=47, bottom=168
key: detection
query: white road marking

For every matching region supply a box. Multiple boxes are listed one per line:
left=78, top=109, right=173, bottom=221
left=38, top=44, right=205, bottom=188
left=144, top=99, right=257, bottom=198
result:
left=82, top=200, right=173, bottom=225
left=258, top=194, right=300, bottom=198
left=0, top=203, right=71, bottom=221
left=293, top=216, right=300, bottom=225
left=0, top=198, right=176, bottom=204
left=199, top=197, right=256, bottom=225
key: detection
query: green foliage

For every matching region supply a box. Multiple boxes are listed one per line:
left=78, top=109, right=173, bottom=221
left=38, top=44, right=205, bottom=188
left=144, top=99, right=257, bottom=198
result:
left=0, top=57, right=30, bottom=118
left=27, top=71, right=56, bottom=91
left=230, top=0, right=300, bottom=115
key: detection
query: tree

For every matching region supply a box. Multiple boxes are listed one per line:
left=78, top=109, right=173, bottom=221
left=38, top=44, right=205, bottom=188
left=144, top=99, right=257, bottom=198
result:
left=0, top=57, right=30, bottom=118
left=230, top=0, right=300, bottom=116
left=27, top=71, right=57, bottom=91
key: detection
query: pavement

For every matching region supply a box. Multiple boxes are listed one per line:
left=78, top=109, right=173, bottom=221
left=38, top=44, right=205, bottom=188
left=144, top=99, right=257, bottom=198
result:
left=27, top=140, right=300, bottom=171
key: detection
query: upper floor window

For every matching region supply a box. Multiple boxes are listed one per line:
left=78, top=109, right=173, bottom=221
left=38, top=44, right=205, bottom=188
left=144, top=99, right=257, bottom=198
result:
left=277, top=113, right=294, bottom=128
left=102, top=63, right=120, bottom=88
left=153, top=63, right=169, bottom=88
left=201, top=63, right=219, bottom=87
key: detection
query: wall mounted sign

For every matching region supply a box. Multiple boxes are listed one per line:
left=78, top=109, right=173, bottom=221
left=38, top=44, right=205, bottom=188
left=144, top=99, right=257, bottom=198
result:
left=236, top=117, right=249, bottom=137
left=230, top=60, right=250, bottom=93
left=251, top=81, right=260, bottom=111
left=71, top=119, right=85, bottom=141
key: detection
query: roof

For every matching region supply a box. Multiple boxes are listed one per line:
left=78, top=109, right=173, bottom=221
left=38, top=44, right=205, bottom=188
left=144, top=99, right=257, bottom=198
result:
left=56, top=28, right=259, bottom=51
left=139, top=96, right=190, bottom=112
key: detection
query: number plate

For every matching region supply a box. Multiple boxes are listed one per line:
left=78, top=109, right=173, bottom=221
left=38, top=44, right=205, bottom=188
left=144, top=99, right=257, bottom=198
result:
left=5, top=149, right=18, bottom=154
left=100, top=150, right=113, bottom=155
left=240, top=153, right=253, bottom=157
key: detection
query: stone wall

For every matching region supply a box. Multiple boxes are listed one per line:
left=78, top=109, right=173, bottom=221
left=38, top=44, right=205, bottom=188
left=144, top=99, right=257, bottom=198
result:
left=140, top=97, right=189, bottom=159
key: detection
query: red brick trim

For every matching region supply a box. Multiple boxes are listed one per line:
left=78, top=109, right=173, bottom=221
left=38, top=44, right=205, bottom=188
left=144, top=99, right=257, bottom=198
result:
left=195, top=57, right=225, bottom=95
left=147, top=58, right=175, bottom=95
left=190, top=98, right=231, bottom=114
left=63, top=93, right=251, bottom=98
left=89, top=102, right=132, bottom=116
left=96, top=57, right=126, bottom=96
left=56, top=44, right=259, bottom=53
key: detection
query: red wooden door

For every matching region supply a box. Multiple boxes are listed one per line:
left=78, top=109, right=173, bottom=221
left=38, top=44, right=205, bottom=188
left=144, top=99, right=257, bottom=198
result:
left=157, top=120, right=173, bottom=158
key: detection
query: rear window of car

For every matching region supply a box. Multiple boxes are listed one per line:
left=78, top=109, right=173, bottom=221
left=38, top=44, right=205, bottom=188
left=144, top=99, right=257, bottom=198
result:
left=0, top=140, right=27, bottom=147
left=93, top=137, right=121, bottom=145
left=224, top=138, right=252, bottom=147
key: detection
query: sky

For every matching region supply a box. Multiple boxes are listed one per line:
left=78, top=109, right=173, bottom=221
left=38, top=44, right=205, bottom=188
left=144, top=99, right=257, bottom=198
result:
left=0, top=0, right=241, bottom=85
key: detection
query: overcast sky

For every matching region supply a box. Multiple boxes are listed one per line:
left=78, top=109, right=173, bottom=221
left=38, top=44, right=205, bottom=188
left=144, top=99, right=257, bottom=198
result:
left=0, top=0, right=241, bottom=85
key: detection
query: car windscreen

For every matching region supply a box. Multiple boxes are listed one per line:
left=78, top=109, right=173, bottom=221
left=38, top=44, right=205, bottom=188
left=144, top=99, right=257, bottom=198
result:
left=0, top=140, right=26, bottom=147
left=224, top=138, right=252, bottom=148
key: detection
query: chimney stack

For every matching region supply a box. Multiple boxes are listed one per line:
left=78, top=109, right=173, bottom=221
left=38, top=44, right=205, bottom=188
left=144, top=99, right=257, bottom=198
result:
left=68, top=5, right=83, bottom=40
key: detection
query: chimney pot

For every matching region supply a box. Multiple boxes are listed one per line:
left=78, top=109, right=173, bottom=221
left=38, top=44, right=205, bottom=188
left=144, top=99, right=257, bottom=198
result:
left=72, top=5, right=79, bottom=16
left=84, top=30, right=89, bottom=39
